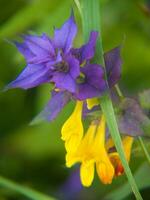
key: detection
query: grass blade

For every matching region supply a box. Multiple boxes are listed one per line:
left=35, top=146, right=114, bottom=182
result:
left=0, top=176, right=55, bottom=200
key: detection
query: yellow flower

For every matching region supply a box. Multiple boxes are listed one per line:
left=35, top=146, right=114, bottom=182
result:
left=66, top=115, right=114, bottom=187
left=86, top=98, right=99, bottom=110
left=107, top=136, right=134, bottom=176
left=61, top=101, right=83, bottom=153
left=62, top=97, right=134, bottom=187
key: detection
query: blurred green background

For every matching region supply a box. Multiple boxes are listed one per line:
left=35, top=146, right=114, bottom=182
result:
left=0, top=0, right=150, bottom=199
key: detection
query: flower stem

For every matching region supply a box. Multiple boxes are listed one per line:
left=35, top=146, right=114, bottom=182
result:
left=138, top=137, right=150, bottom=165
left=115, top=84, right=124, bottom=99
left=0, top=176, right=55, bottom=200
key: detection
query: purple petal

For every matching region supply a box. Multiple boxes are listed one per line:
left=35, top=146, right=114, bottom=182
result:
left=65, top=54, right=80, bottom=79
left=5, top=64, right=52, bottom=90
left=15, top=42, right=34, bottom=62
left=52, top=73, right=76, bottom=93
left=32, top=91, right=71, bottom=122
left=72, top=31, right=98, bottom=63
left=118, top=98, right=148, bottom=137
left=16, top=34, right=55, bottom=64
left=82, top=64, right=106, bottom=90
left=51, top=54, right=79, bottom=93
left=46, top=50, right=62, bottom=68
left=75, top=64, right=107, bottom=100
left=119, top=116, right=144, bottom=137
left=104, top=46, right=122, bottom=88
left=24, top=34, right=55, bottom=54
left=53, top=12, right=77, bottom=53
left=59, top=168, right=82, bottom=199
left=75, top=84, right=103, bottom=100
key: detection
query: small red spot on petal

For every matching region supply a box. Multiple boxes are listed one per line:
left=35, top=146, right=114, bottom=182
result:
left=115, top=162, right=124, bottom=176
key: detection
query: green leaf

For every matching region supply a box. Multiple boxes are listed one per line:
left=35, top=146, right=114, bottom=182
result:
left=80, top=0, right=143, bottom=199
left=0, top=176, right=56, bottom=200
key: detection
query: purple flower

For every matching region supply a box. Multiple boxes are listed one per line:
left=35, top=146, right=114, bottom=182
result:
left=73, top=46, right=122, bottom=100
left=118, top=98, right=149, bottom=137
left=74, top=64, right=107, bottom=100
left=5, top=11, right=101, bottom=95
left=5, top=13, right=79, bottom=93
left=105, top=46, right=122, bottom=88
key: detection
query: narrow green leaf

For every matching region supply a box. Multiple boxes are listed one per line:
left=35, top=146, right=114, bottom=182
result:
left=74, top=0, right=82, bottom=16
left=138, top=137, right=150, bottom=166
left=80, top=0, right=142, bottom=199
left=0, top=176, right=56, bottom=200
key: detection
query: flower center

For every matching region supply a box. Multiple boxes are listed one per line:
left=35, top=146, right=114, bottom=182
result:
left=54, top=61, right=69, bottom=73
left=76, top=72, right=86, bottom=84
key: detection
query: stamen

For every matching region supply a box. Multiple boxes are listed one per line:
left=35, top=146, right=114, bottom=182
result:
left=76, top=72, right=86, bottom=84
left=54, top=61, right=69, bottom=72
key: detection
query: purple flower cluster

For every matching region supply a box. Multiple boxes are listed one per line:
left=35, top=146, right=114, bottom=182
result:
left=5, top=12, right=122, bottom=121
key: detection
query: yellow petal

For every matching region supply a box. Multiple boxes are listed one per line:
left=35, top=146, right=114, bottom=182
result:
left=65, top=121, right=97, bottom=170
left=108, top=136, right=134, bottom=177
left=79, top=122, right=97, bottom=150
left=66, top=152, right=80, bottom=168
left=86, top=98, right=99, bottom=110
left=66, top=122, right=97, bottom=164
left=106, top=138, right=114, bottom=151
left=65, top=133, right=82, bottom=153
left=80, top=162, right=95, bottom=187
left=122, top=136, right=134, bottom=162
left=93, top=115, right=114, bottom=184
left=94, top=115, right=106, bottom=148
left=96, top=150, right=114, bottom=184
left=61, top=101, right=83, bottom=141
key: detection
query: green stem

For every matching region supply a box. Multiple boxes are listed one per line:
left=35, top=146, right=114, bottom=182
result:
left=0, top=176, right=55, bottom=200
left=80, top=0, right=142, bottom=199
left=138, top=137, right=150, bottom=165
left=115, top=84, right=124, bottom=99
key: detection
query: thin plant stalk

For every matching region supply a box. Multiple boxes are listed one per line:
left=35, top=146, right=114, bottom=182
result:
left=138, top=137, right=150, bottom=165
